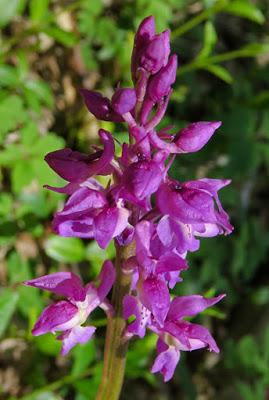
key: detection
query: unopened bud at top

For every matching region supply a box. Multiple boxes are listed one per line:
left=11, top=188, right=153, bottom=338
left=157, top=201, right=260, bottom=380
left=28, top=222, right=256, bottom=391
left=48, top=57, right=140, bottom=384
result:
left=140, top=30, right=171, bottom=74
left=131, top=16, right=156, bottom=81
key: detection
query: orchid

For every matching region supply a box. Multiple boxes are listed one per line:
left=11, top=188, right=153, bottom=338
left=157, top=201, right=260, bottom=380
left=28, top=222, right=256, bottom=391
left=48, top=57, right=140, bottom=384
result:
left=25, top=15, right=233, bottom=400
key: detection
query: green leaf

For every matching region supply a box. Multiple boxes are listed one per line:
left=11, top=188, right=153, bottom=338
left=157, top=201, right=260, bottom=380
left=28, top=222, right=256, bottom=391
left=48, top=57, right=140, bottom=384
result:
left=31, top=133, right=65, bottom=156
left=34, top=333, right=61, bottom=356
left=21, top=121, right=39, bottom=147
left=0, top=193, right=13, bottom=216
left=29, top=0, right=49, bottom=23
left=24, top=80, right=54, bottom=107
left=197, top=21, right=217, bottom=59
left=224, top=0, right=265, bottom=24
left=203, top=64, right=233, bottom=84
left=0, top=289, right=19, bottom=338
left=71, top=341, right=96, bottom=376
left=0, top=95, right=26, bottom=142
left=0, top=0, right=20, bottom=27
left=0, top=65, right=20, bottom=87
left=11, top=160, right=35, bottom=193
left=45, top=235, right=86, bottom=263
left=8, top=251, right=31, bottom=283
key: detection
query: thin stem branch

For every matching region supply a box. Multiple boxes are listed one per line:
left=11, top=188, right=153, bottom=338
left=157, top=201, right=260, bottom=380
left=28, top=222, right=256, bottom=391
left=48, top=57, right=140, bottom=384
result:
left=177, top=46, right=268, bottom=76
left=171, top=0, right=228, bottom=40
left=20, top=367, right=94, bottom=399
left=96, top=242, right=135, bottom=400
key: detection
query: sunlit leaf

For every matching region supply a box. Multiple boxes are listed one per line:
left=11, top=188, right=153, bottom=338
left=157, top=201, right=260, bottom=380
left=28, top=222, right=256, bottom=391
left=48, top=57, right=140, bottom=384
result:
left=0, top=289, right=19, bottom=338
left=45, top=235, right=86, bottom=263
left=224, top=0, right=265, bottom=24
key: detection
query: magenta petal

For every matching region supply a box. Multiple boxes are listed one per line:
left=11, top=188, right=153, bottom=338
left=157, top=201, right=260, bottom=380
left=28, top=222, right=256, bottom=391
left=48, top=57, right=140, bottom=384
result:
left=53, top=214, right=94, bottom=238
left=151, top=346, right=180, bottom=382
left=32, top=301, right=78, bottom=336
left=140, top=277, right=170, bottom=326
left=86, top=129, right=115, bottom=177
left=175, top=321, right=220, bottom=353
left=97, top=260, right=116, bottom=301
left=167, top=294, right=226, bottom=321
left=59, top=325, right=96, bottom=355
left=157, top=216, right=200, bottom=254
left=174, top=121, right=221, bottom=153
left=156, top=183, right=216, bottom=224
left=24, top=272, right=86, bottom=301
left=60, top=187, right=107, bottom=216
left=156, top=253, right=188, bottom=274
left=44, top=182, right=79, bottom=194
left=80, top=89, right=123, bottom=122
left=111, top=88, right=137, bottom=115
left=123, top=295, right=151, bottom=338
left=94, top=206, right=130, bottom=249
left=45, top=148, right=91, bottom=183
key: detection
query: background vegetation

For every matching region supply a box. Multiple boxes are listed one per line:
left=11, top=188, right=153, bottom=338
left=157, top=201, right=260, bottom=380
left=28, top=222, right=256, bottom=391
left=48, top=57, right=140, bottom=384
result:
left=0, top=0, right=269, bottom=399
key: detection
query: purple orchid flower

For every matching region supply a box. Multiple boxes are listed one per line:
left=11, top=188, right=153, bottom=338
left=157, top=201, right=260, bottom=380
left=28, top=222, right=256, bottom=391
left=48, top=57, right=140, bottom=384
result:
left=27, top=15, right=234, bottom=388
left=52, top=186, right=130, bottom=249
left=44, top=129, right=115, bottom=194
left=24, top=261, right=115, bottom=355
left=150, top=294, right=225, bottom=381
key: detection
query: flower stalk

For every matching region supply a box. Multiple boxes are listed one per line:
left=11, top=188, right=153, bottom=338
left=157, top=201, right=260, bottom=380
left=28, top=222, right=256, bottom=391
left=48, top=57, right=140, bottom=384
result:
left=96, top=242, right=135, bottom=400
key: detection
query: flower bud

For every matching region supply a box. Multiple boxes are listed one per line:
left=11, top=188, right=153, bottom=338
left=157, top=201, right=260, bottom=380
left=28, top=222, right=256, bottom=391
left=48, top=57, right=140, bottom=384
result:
left=131, top=16, right=156, bottom=81
left=140, top=30, right=171, bottom=74
left=147, top=54, right=178, bottom=103
left=174, top=121, right=222, bottom=153
left=111, top=88, right=137, bottom=115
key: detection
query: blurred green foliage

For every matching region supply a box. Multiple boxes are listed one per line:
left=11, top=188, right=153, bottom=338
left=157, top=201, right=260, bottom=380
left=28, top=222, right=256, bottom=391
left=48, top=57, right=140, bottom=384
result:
left=0, top=0, right=269, bottom=399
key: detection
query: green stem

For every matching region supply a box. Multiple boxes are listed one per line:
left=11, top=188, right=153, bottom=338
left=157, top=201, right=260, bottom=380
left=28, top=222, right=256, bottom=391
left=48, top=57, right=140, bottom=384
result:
left=171, top=0, right=228, bottom=40
left=96, top=242, right=135, bottom=400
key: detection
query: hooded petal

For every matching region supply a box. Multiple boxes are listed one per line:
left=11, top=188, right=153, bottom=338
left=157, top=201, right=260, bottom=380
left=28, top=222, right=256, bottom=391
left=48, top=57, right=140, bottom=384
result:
left=167, top=294, right=225, bottom=321
left=59, top=187, right=106, bottom=217
left=140, top=276, right=170, bottom=326
left=156, top=253, right=188, bottom=274
left=24, top=272, right=86, bottom=302
left=32, top=301, right=79, bottom=336
left=59, top=325, right=96, bottom=355
left=156, top=182, right=217, bottom=225
left=94, top=205, right=130, bottom=249
left=80, top=89, right=123, bottom=122
left=151, top=345, right=180, bottom=382
left=123, top=295, right=151, bottom=338
left=123, top=160, right=163, bottom=200
left=45, top=149, right=91, bottom=183
left=157, top=216, right=200, bottom=254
